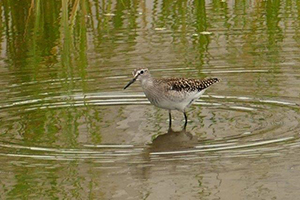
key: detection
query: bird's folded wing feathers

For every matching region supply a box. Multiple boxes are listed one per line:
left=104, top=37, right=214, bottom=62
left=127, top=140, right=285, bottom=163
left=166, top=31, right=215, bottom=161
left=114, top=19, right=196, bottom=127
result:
left=166, top=78, right=220, bottom=92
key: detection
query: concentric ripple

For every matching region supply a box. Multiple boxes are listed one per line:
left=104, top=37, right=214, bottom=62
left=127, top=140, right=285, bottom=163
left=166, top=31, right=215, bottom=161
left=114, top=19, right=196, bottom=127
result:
left=0, top=92, right=299, bottom=166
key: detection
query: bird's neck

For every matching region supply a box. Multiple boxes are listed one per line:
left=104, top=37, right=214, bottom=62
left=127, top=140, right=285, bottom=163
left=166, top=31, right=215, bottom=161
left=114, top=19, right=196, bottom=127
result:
left=140, top=76, right=154, bottom=89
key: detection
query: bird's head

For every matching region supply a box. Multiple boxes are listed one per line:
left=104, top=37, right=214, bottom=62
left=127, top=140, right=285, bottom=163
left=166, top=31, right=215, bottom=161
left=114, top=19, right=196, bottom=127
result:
left=124, top=68, right=150, bottom=89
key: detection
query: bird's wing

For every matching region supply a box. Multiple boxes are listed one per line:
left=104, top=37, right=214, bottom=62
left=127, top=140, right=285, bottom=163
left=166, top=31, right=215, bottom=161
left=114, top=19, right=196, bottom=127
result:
left=165, top=78, right=220, bottom=92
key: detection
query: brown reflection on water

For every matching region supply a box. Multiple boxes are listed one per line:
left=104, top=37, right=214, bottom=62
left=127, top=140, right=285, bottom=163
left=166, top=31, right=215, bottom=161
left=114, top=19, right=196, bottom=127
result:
left=0, top=0, right=300, bottom=199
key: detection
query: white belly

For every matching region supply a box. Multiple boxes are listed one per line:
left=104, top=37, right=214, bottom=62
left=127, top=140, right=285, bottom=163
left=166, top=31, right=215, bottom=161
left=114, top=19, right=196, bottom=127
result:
left=145, top=89, right=206, bottom=112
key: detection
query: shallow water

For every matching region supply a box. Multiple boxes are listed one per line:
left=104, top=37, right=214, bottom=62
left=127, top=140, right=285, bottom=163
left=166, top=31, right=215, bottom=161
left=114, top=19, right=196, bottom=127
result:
left=0, top=0, right=300, bottom=199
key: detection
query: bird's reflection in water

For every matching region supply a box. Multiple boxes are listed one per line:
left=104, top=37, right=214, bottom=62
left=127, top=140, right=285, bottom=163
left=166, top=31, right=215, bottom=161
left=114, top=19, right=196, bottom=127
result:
left=148, top=127, right=199, bottom=153
left=136, top=127, right=201, bottom=180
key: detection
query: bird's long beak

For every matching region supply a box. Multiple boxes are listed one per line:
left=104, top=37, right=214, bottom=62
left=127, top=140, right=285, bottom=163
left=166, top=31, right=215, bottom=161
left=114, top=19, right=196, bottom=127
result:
left=124, top=76, right=138, bottom=90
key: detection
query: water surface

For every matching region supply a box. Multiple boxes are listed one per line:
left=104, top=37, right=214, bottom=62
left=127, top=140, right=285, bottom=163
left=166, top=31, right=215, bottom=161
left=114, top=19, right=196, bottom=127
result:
left=0, top=0, right=300, bottom=199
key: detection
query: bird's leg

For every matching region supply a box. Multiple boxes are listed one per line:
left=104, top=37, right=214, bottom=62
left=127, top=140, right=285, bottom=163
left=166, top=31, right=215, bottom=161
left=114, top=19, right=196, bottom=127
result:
left=183, top=112, right=188, bottom=130
left=168, top=110, right=172, bottom=128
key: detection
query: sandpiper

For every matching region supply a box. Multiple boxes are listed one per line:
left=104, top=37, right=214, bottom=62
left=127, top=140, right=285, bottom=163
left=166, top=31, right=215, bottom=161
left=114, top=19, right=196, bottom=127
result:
left=124, top=68, right=220, bottom=129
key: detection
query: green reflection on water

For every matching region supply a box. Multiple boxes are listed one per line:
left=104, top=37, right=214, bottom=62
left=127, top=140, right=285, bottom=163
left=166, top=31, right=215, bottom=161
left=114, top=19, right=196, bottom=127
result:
left=0, top=0, right=103, bottom=148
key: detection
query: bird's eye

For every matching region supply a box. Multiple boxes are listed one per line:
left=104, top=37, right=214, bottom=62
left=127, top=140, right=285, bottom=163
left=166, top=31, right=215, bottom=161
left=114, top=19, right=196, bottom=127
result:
left=140, top=70, right=144, bottom=74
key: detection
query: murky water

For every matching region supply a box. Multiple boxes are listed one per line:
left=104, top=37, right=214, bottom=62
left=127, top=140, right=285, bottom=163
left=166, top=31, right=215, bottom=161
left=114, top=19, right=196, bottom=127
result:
left=0, top=0, right=300, bottom=199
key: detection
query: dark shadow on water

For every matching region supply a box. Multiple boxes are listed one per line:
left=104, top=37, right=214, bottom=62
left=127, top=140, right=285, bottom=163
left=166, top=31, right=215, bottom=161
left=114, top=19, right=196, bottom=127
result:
left=134, top=127, right=202, bottom=180
left=148, top=127, right=199, bottom=153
